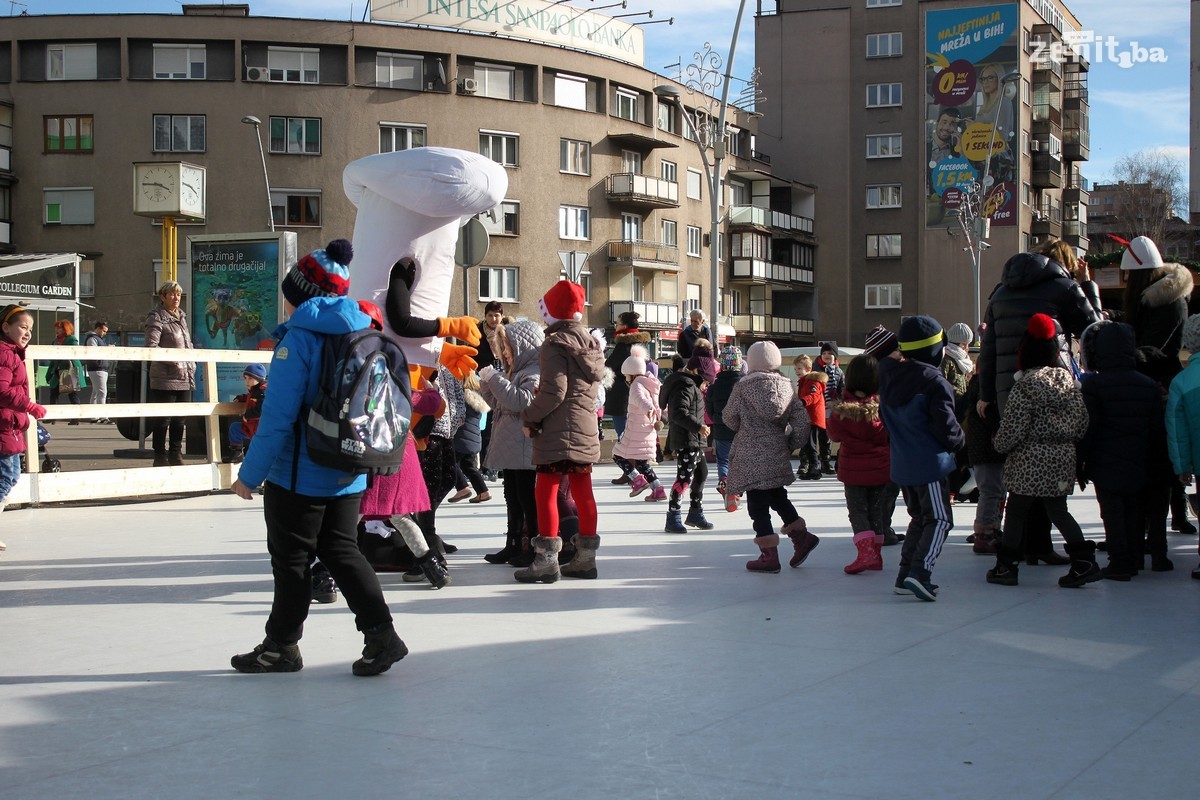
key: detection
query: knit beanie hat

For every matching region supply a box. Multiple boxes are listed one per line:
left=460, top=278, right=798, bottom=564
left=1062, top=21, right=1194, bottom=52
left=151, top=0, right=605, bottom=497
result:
left=243, top=363, right=267, bottom=381
left=1017, top=313, right=1060, bottom=370
left=1121, top=235, right=1165, bottom=272
left=897, top=315, right=944, bottom=366
left=621, top=355, right=647, bottom=376
left=745, top=341, right=782, bottom=372
left=1181, top=314, right=1200, bottom=353
left=687, top=352, right=720, bottom=384
left=538, top=280, right=586, bottom=325
left=719, top=344, right=744, bottom=372
left=820, top=341, right=838, bottom=357
left=863, top=325, right=899, bottom=358
left=281, top=239, right=352, bottom=308
left=946, top=322, right=974, bottom=345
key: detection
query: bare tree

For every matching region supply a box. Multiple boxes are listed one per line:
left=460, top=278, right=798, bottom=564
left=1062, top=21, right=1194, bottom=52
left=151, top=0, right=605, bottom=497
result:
left=1107, top=149, right=1186, bottom=243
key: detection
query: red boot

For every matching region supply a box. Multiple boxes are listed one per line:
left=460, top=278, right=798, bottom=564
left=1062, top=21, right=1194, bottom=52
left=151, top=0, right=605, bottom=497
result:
left=844, top=530, right=883, bottom=574
left=782, top=517, right=819, bottom=567
left=745, top=534, right=781, bottom=573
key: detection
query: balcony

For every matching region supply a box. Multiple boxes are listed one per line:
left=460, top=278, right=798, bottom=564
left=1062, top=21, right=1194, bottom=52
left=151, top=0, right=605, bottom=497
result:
left=728, top=205, right=814, bottom=236
left=605, top=173, right=679, bottom=209
left=605, top=239, right=680, bottom=271
left=731, top=257, right=814, bottom=287
left=1063, top=219, right=1088, bottom=250
left=1063, top=127, right=1090, bottom=162
left=1032, top=102, right=1062, bottom=130
left=1064, top=79, right=1089, bottom=109
left=609, top=300, right=678, bottom=328
left=751, top=149, right=771, bottom=165
left=1031, top=200, right=1062, bottom=237
left=1063, top=173, right=1090, bottom=206
left=1032, top=153, right=1063, bottom=189
left=731, top=315, right=815, bottom=338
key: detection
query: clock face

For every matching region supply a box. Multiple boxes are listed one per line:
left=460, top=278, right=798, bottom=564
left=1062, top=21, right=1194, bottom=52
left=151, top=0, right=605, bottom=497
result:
left=140, top=166, right=176, bottom=204
left=179, top=165, right=205, bottom=216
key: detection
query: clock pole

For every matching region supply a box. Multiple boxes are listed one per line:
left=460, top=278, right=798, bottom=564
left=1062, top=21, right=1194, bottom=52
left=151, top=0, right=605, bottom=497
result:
left=162, top=216, right=177, bottom=282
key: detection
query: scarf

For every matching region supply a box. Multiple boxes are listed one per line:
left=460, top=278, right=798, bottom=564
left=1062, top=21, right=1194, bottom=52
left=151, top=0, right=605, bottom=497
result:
left=944, top=342, right=973, bottom=377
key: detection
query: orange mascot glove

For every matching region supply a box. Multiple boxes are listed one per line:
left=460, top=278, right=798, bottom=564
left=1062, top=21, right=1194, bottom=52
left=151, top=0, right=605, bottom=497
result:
left=436, top=316, right=482, bottom=347
left=438, top=342, right=478, bottom=381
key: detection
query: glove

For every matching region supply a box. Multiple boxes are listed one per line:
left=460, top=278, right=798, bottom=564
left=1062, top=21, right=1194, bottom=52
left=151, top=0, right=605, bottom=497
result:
left=29, top=403, right=47, bottom=419
left=437, top=316, right=482, bottom=347
left=478, top=364, right=497, bottom=382
left=438, top=342, right=478, bottom=381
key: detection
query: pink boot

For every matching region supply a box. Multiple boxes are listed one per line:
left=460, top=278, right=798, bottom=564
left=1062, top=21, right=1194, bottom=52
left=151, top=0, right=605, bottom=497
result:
left=782, top=517, right=819, bottom=568
left=628, top=474, right=650, bottom=497
left=844, top=530, right=883, bottom=574
left=745, top=534, right=781, bottom=573
left=644, top=485, right=667, bottom=502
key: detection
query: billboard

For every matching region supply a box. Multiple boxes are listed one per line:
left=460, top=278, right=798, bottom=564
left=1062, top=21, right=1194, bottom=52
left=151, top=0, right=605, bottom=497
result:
left=371, top=0, right=645, bottom=67
left=925, top=4, right=1020, bottom=229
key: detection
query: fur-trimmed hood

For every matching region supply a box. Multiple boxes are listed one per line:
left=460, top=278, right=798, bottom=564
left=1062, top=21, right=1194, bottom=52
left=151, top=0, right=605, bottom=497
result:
left=830, top=393, right=880, bottom=423
left=600, top=366, right=616, bottom=390
left=614, top=330, right=652, bottom=345
left=800, top=370, right=828, bottom=386
left=464, top=386, right=490, bottom=414
left=1140, top=263, right=1195, bottom=309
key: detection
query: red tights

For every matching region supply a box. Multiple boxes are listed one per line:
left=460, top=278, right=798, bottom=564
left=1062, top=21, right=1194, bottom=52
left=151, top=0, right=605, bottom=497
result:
left=535, top=471, right=597, bottom=538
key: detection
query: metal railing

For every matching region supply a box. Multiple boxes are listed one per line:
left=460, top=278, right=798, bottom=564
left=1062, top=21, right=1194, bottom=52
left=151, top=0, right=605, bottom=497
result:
left=608, top=300, right=678, bottom=327
left=605, top=173, right=679, bottom=205
left=731, top=257, right=814, bottom=286
left=728, top=205, right=814, bottom=234
left=731, top=315, right=815, bottom=336
left=605, top=239, right=680, bottom=268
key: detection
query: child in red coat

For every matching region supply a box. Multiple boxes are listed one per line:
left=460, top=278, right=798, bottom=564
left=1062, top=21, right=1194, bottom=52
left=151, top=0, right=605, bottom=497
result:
left=794, top=354, right=827, bottom=481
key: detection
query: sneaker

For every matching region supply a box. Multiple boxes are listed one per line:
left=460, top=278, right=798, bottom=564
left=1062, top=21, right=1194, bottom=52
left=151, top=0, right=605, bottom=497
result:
left=311, top=567, right=338, bottom=604
left=352, top=625, right=408, bottom=677
left=900, top=576, right=939, bottom=601
left=725, top=493, right=741, bottom=513
left=716, top=479, right=726, bottom=498
left=231, top=637, right=303, bottom=673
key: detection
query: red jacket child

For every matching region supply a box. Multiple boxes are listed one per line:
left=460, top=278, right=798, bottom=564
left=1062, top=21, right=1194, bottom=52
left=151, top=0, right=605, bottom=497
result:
left=826, top=388, right=890, bottom=486
left=797, top=369, right=828, bottom=430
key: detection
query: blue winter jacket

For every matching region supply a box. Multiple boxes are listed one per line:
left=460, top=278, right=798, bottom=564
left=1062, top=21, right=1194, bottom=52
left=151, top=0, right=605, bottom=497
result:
left=1167, top=355, right=1200, bottom=478
left=237, top=296, right=372, bottom=496
left=878, top=356, right=964, bottom=486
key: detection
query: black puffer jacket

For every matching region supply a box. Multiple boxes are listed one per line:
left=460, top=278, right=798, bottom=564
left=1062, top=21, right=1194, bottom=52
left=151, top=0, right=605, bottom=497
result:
left=659, top=369, right=705, bottom=451
left=1079, top=321, right=1164, bottom=492
left=603, top=330, right=651, bottom=417
left=979, top=252, right=1100, bottom=413
left=1128, top=263, right=1194, bottom=358
left=961, top=373, right=1003, bottom=466
left=705, top=369, right=742, bottom=442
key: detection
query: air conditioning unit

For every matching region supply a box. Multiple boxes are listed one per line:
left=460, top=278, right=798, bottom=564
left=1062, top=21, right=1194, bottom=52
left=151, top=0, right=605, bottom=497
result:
left=246, top=65, right=269, bottom=82
left=1030, top=140, right=1041, bottom=152
left=458, top=77, right=479, bottom=95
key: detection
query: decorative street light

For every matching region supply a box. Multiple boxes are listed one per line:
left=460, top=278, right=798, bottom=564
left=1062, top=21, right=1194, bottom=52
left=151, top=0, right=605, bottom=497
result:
left=240, top=115, right=275, bottom=233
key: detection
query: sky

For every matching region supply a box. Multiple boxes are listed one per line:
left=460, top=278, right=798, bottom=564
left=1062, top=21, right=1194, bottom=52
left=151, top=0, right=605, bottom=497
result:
left=19, top=0, right=1191, bottom=194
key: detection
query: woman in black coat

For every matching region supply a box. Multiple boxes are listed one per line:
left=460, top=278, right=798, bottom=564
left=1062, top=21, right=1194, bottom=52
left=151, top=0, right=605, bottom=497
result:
left=604, top=311, right=651, bottom=446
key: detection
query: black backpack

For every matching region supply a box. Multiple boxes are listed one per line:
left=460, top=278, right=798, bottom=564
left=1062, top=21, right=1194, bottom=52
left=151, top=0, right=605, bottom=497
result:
left=303, top=328, right=412, bottom=476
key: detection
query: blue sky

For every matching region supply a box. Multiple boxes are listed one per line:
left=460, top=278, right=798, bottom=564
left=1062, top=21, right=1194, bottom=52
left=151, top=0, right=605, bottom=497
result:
left=23, top=0, right=1190, bottom=190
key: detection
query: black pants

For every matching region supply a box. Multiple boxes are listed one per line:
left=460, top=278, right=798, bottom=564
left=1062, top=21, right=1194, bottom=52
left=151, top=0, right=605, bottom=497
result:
left=263, top=484, right=391, bottom=645
left=453, top=452, right=488, bottom=494
left=898, top=481, right=953, bottom=583
left=1096, top=488, right=1145, bottom=569
left=149, top=387, right=189, bottom=453
left=746, top=486, right=801, bottom=539
left=1001, top=493, right=1085, bottom=554
left=415, top=436, right=456, bottom=542
left=49, top=384, right=82, bottom=408
left=669, top=447, right=707, bottom=512
left=502, top=468, right=538, bottom=537
left=1143, top=482, right=1170, bottom=558
left=844, top=483, right=892, bottom=535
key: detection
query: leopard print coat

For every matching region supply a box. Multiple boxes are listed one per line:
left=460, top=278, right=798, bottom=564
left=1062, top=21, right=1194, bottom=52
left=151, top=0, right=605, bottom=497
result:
left=993, top=366, right=1088, bottom=497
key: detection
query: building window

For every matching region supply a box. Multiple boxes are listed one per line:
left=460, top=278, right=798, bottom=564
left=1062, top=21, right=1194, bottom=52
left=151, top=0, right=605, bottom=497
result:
left=480, top=200, right=520, bottom=236
left=866, top=82, right=902, bottom=107
left=866, top=0, right=902, bottom=6
left=268, top=47, right=319, bottom=84
left=271, top=190, right=321, bottom=227
left=685, top=283, right=702, bottom=314
left=376, top=52, right=423, bottom=90
left=661, top=219, right=677, bottom=246
left=44, top=187, right=94, bottom=225
left=728, top=179, right=749, bottom=207
left=686, top=168, right=703, bottom=200
left=866, top=32, right=902, bottom=58
left=866, top=184, right=901, bottom=208
left=731, top=232, right=770, bottom=259
left=269, top=117, right=321, bottom=154
left=560, top=138, right=590, bottom=175
left=656, top=101, right=675, bottom=134
left=1021, top=78, right=1031, bottom=105
left=686, top=225, right=702, bottom=257
left=479, top=266, right=518, bottom=302
left=554, top=72, right=587, bottom=110
left=1021, top=182, right=1032, bottom=205
left=725, top=127, right=745, bottom=157
left=476, top=62, right=515, bottom=100
left=153, top=44, right=206, bottom=80
left=559, top=205, right=590, bottom=240
left=44, top=115, right=93, bottom=153
left=660, top=160, right=677, bottom=184
left=866, top=133, right=902, bottom=158
left=47, top=43, right=97, bottom=80
left=79, top=259, right=95, bottom=298
left=480, top=130, right=519, bottom=167
left=153, top=114, right=205, bottom=153
left=379, top=123, right=426, bottom=153
left=865, top=283, right=902, bottom=309
left=866, top=234, right=902, bottom=258
left=614, top=87, right=639, bottom=121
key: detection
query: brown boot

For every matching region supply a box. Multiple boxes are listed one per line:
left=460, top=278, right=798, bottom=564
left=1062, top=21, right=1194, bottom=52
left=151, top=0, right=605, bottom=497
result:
left=972, top=523, right=998, bottom=554
left=746, top=534, right=781, bottom=573
left=782, top=517, right=820, bottom=567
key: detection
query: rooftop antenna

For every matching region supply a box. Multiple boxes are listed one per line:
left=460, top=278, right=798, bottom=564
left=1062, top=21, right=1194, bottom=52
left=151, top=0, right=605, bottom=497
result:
left=9, top=1, right=28, bottom=16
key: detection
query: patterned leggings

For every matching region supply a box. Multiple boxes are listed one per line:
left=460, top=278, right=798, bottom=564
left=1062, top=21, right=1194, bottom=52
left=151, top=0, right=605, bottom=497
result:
left=669, top=447, right=708, bottom=512
left=612, top=454, right=658, bottom=484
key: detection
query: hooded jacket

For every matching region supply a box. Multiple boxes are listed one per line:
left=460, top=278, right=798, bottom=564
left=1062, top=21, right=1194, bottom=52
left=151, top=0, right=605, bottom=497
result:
left=798, top=370, right=828, bottom=428
left=430, top=364, right=465, bottom=441
left=878, top=356, right=964, bottom=485
left=659, top=369, right=706, bottom=452
left=603, top=330, right=651, bottom=417
left=479, top=319, right=542, bottom=471
left=722, top=370, right=810, bottom=495
left=0, top=338, right=41, bottom=457
left=1128, top=262, right=1194, bottom=357
left=612, top=372, right=662, bottom=462
left=827, top=390, right=890, bottom=486
left=452, top=385, right=491, bottom=455
left=993, top=365, right=1088, bottom=497
left=523, top=320, right=604, bottom=465
left=145, top=306, right=195, bottom=391
left=1079, top=321, right=1163, bottom=492
left=705, top=369, right=742, bottom=442
left=237, top=296, right=372, bottom=496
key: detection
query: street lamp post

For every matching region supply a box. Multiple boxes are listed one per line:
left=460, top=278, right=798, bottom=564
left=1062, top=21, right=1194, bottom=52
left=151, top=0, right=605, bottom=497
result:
left=240, top=115, right=275, bottom=233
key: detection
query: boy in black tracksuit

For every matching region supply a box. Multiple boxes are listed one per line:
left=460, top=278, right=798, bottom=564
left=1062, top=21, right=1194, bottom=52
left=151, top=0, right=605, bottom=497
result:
left=878, top=316, right=964, bottom=601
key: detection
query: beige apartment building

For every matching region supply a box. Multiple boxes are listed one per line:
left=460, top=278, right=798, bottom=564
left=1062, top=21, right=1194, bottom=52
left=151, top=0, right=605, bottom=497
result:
left=0, top=5, right=818, bottom=354
left=755, top=0, right=1089, bottom=345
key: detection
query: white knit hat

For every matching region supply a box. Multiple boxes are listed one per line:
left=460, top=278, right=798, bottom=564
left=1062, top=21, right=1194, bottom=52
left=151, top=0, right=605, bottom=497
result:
left=1121, top=236, right=1165, bottom=271
left=746, top=341, right=782, bottom=372
left=621, top=355, right=647, bottom=376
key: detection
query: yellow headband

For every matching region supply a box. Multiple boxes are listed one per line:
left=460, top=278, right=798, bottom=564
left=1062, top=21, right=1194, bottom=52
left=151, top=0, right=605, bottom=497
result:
left=1, top=305, right=28, bottom=325
left=898, top=330, right=944, bottom=351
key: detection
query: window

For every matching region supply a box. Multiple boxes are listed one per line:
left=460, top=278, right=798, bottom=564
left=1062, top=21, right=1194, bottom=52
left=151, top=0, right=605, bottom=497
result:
left=479, top=266, right=518, bottom=302
left=866, top=82, right=902, bottom=107
left=153, top=114, right=205, bottom=153
left=269, top=117, right=321, bottom=154
left=865, top=284, right=902, bottom=309
left=866, top=133, right=902, bottom=158
left=153, top=44, right=205, bottom=80
left=379, top=123, right=426, bottom=153
left=479, top=200, right=520, bottom=236
left=79, top=259, right=95, bottom=298
left=656, top=101, right=675, bottom=134
left=621, top=149, right=643, bottom=174
left=686, top=168, right=703, bottom=200
left=686, top=225, right=702, bottom=257
left=44, top=187, right=94, bottom=225
left=1021, top=78, right=1031, bottom=105
left=866, top=0, right=902, bottom=6
left=559, top=205, right=590, bottom=240
left=620, top=213, right=641, bottom=242
left=476, top=62, right=515, bottom=100
left=268, top=47, right=319, bottom=83
left=271, top=190, right=321, bottom=227
left=376, top=52, right=423, bottom=90
left=725, top=127, right=745, bottom=157
left=732, top=232, right=769, bottom=259
left=480, top=130, right=519, bottom=167
left=866, top=32, right=902, bottom=58
left=614, top=88, right=639, bottom=121
left=47, top=43, right=97, bottom=80
left=728, top=180, right=749, bottom=207
left=660, top=160, right=677, bottom=184
left=1021, top=182, right=1032, bottom=205
left=560, top=139, right=590, bottom=175
left=866, top=184, right=901, bottom=208
left=554, top=72, right=587, bottom=110
left=661, top=219, right=677, bottom=246
left=44, top=115, right=93, bottom=153
left=866, top=234, right=902, bottom=258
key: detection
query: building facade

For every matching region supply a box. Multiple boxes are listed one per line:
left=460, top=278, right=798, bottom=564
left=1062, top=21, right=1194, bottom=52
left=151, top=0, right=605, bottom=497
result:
left=0, top=6, right=818, bottom=354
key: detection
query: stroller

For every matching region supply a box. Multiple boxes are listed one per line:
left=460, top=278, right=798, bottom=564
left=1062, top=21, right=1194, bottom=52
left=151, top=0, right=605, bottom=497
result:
left=19, top=422, right=61, bottom=474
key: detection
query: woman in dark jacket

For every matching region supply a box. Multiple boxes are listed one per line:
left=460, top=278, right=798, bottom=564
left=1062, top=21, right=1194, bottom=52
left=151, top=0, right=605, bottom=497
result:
left=603, top=310, right=651, bottom=457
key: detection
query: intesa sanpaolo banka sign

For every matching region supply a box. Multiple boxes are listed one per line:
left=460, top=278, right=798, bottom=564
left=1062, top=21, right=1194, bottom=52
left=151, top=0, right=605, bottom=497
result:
left=371, top=0, right=645, bottom=67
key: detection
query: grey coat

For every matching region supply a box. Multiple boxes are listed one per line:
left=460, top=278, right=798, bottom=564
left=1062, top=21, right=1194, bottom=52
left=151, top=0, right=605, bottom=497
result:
left=145, top=306, right=195, bottom=391
left=723, top=370, right=810, bottom=495
left=479, top=319, right=543, bottom=471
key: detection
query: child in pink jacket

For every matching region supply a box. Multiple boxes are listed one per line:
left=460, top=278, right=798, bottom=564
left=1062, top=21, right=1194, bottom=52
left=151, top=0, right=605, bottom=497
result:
left=611, top=351, right=665, bottom=501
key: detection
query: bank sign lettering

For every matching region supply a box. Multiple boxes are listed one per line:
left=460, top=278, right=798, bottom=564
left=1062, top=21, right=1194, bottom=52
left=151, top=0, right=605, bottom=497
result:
left=371, top=0, right=645, bottom=66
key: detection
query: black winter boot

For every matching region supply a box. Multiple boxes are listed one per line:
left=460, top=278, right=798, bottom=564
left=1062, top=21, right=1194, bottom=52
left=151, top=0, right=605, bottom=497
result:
left=484, top=534, right=520, bottom=565
left=820, top=456, right=836, bottom=475
left=508, top=536, right=535, bottom=567
left=352, top=623, right=408, bottom=676
left=1060, top=540, right=1103, bottom=588
left=685, top=505, right=714, bottom=530
left=665, top=509, right=687, bottom=533
left=413, top=550, right=451, bottom=589
left=986, top=547, right=1020, bottom=586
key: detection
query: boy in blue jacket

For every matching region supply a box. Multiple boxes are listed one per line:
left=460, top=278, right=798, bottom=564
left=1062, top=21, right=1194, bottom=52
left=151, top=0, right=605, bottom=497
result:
left=1166, top=314, right=1200, bottom=580
left=229, top=240, right=407, bottom=676
left=878, top=315, right=964, bottom=601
